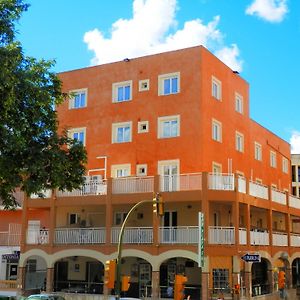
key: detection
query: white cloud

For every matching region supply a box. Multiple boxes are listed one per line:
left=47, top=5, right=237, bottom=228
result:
left=290, top=131, right=300, bottom=154
left=246, top=0, right=288, bottom=23
left=83, top=0, right=243, bottom=71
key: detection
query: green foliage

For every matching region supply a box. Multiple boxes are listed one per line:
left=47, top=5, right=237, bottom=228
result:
left=0, top=0, right=87, bottom=208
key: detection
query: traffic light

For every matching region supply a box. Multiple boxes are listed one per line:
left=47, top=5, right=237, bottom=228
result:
left=278, top=270, right=285, bottom=289
left=105, top=259, right=116, bottom=289
left=153, top=193, right=164, bottom=217
left=174, top=274, right=187, bottom=300
left=234, top=284, right=240, bottom=294
left=121, top=275, right=131, bottom=292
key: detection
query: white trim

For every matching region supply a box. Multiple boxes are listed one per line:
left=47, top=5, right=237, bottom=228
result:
left=69, top=88, right=88, bottom=109
left=212, top=76, right=222, bottom=100
left=235, top=131, right=244, bottom=152
left=158, top=72, right=180, bottom=96
left=111, top=164, right=131, bottom=178
left=67, top=127, right=86, bottom=146
left=157, top=115, right=180, bottom=138
left=157, top=159, right=180, bottom=175
left=139, top=79, right=150, bottom=92
left=112, top=80, right=132, bottom=103
left=136, top=164, right=148, bottom=176
left=138, top=121, right=149, bottom=133
left=212, top=119, right=222, bottom=142
left=270, top=151, right=277, bottom=168
left=235, top=92, right=243, bottom=114
left=112, top=121, right=132, bottom=143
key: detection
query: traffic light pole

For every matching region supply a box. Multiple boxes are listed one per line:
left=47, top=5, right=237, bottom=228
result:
left=115, top=196, right=162, bottom=300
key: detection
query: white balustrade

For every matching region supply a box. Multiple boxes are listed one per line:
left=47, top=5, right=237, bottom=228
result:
left=160, top=174, right=202, bottom=192
left=208, top=173, right=235, bottom=191
left=111, top=227, right=153, bottom=244
left=55, top=228, right=105, bottom=244
left=271, top=189, right=287, bottom=205
left=250, top=230, right=269, bottom=245
left=30, top=189, right=52, bottom=199
left=289, top=195, right=300, bottom=209
left=27, top=228, right=49, bottom=244
left=208, top=226, right=235, bottom=244
left=239, top=228, right=247, bottom=245
left=159, top=226, right=198, bottom=244
left=112, top=176, right=154, bottom=194
left=272, top=232, right=288, bottom=246
left=291, top=233, right=300, bottom=247
left=249, top=181, right=269, bottom=200
left=57, top=181, right=107, bottom=197
left=238, top=176, right=246, bottom=194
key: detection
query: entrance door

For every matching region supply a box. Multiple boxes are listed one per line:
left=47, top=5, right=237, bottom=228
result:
left=7, top=263, right=18, bottom=280
left=54, top=261, right=68, bottom=291
left=159, top=160, right=179, bottom=192
left=139, top=263, right=151, bottom=298
left=163, top=211, right=178, bottom=242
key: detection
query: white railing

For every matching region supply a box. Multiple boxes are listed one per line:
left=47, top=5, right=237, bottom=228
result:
left=208, top=226, right=235, bottom=244
left=0, top=232, right=21, bottom=246
left=112, top=176, right=154, bottom=194
left=57, top=181, right=107, bottom=197
left=55, top=227, right=105, bottom=244
left=208, top=173, right=235, bottom=191
left=272, top=232, right=288, bottom=246
left=160, top=173, right=202, bottom=192
left=30, top=189, right=52, bottom=199
left=271, top=189, right=287, bottom=205
left=239, top=228, right=247, bottom=245
left=238, top=176, right=246, bottom=194
left=111, top=227, right=153, bottom=244
left=159, top=226, right=198, bottom=244
left=289, top=195, right=300, bottom=209
left=291, top=233, right=300, bottom=247
left=250, top=230, right=269, bottom=245
left=27, top=228, right=49, bottom=244
left=160, top=175, right=179, bottom=192
left=249, top=181, right=268, bottom=200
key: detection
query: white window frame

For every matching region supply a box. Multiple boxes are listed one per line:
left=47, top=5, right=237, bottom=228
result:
left=270, top=151, right=277, bottom=168
left=212, top=119, right=222, bottom=142
left=254, top=142, right=262, bottom=161
left=138, top=121, right=149, bottom=133
left=112, top=121, right=132, bottom=143
left=212, top=76, right=222, bottom=100
left=235, top=131, right=244, bottom=152
left=112, top=80, right=132, bottom=103
left=158, top=115, right=180, bottom=139
left=158, top=72, right=180, bottom=96
left=69, top=88, right=87, bottom=109
left=139, top=79, right=150, bottom=92
left=68, top=127, right=86, bottom=146
left=235, top=92, right=243, bottom=114
left=282, top=157, right=288, bottom=174
left=111, top=164, right=131, bottom=178
left=136, top=164, right=147, bottom=176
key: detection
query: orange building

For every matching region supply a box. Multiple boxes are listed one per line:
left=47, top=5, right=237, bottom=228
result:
left=19, top=46, right=300, bottom=299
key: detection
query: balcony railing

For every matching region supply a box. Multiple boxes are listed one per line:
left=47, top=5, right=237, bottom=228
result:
left=291, top=233, right=300, bottom=246
left=208, top=226, right=235, bottom=244
left=0, top=232, right=21, bottom=246
left=249, top=181, right=268, bottom=200
left=272, top=232, right=288, bottom=246
left=57, top=181, right=107, bottom=197
left=239, top=228, right=247, bottom=245
left=159, top=226, right=198, bottom=244
left=0, top=280, right=17, bottom=290
left=111, top=227, right=153, bottom=244
left=31, top=189, right=52, bottom=199
left=159, top=173, right=202, bottom=192
left=55, top=227, right=106, bottom=244
left=289, top=194, right=300, bottom=209
left=271, top=188, right=287, bottom=205
left=250, top=229, right=269, bottom=245
left=112, top=176, right=154, bottom=194
left=208, top=173, right=235, bottom=191
left=237, top=176, right=246, bottom=194
left=27, top=228, right=49, bottom=244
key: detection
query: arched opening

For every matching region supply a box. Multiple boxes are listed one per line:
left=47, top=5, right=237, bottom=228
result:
left=159, top=257, right=201, bottom=299
left=251, top=258, right=270, bottom=296
left=292, top=258, right=300, bottom=287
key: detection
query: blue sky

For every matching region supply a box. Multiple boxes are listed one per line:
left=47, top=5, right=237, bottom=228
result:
left=17, top=0, right=300, bottom=151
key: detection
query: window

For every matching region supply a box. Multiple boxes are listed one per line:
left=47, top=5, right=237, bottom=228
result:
left=158, top=160, right=179, bottom=192
left=212, top=76, right=221, bottom=100
left=68, top=127, right=86, bottom=145
left=139, top=79, right=150, bottom=91
left=282, top=157, right=288, bottom=173
left=114, top=212, right=127, bottom=225
left=69, top=89, right=87, bottom=109
left=158, top=72, right=180, bottom=95
left=111, top=164, right=131, bottom=178
left=112, top=80, right=132, bottom=102
left=212, top=119, right=222, bottom=142
left=212, top=269, right=230, bottom=292
left=69, top=213, right=79, bottom=225
left=136, top=164, right=147, bottom=176
left=138, top=121, right=149, bottom=133
left=112, top=122, right=132, bottom=143
left=26, top=259, right=37, bottom=273
left=158, top=115, right=180, bottom=138
left=270, top=151, right=277, bottom=168
left=292, top=165, right=296, bottom=182
left=235, top=131, right=244, bottom=152
left=235, top=92, right=243, bottom=114
left=254, top=142, right=262, bottom=161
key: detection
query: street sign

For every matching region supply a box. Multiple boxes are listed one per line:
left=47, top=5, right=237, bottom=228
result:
left=241, top=253, right=261, bottom=263
left=198, top=212, right=204, bottom=267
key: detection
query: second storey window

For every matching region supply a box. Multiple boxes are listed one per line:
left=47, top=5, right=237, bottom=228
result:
left=212, top=76, right=221, bottom=100
left=254, top=142, right=262, bottom=161
left=212, top=119, right=222, bottom=142
left=69, top=89, right=87, bottom=109
left=158, top=72, right=180, bottom=96
left=270, top=151, right=277, bottom=168
left=282, top=157, right=288, bottom=173
left=112, top=80, right=132, bottom=102
left=158, top=115, right=180, bottom=138
left=235, top=132, right=244, bottom=152
left=111, top=164, right=131, bottom=178
left=112, top=122, right=132, bottom=143
left=235, top=93, right=243, bottom=114
left=68, top=127, right=86, bottom=145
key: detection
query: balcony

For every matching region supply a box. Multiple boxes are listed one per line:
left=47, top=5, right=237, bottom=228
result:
left=111, top=227, right=153, bottom=244
left=272, top=231, right=288, bottom=246
left=0, top=224, right=21, bottom=246
left=271, top=188, right=287, bottom=205
left=159, top=226, right=198, bottom=244
left=208, top=173, right=234, bottom=191
left=55, top=228, right=106, bottom=244
left=112, top=176, right=154, bottom=194
left=249, top=181, right=268, bottom=200
left=208, top=226, right=235, bottom=244
left=159, top=173, right=202, bottom=192
left=289, top=194, right=300, bottom=209
left=250, top=229, right=269, bottom=245
left=27, top=228, right=49, bottom=244
left=290, top=233, right=300, bottom=246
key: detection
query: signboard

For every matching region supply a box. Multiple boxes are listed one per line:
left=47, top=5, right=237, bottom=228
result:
left=198, top=212, right=204, bottom=267
left=241, top=253, right=261, bottom=263
left=2, top=251, right=20, bottom=260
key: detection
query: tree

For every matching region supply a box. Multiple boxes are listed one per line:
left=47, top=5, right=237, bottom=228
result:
left=0, top=0, right=87, bottom=208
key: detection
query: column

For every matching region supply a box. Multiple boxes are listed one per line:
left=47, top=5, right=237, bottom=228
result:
left=152, top=175, right=160, bottom=246
left=48, top=190, right=56, bottom=247
left=17, top=266, right=26, bottom=296
left=267, top=268, right=274, bottom=294
left=151, top=270, right=160, bottom=299
left=201, top=256, right=210, bottom=300
left=232, top=256, right=241, bottom=300
left=245, top=203, right=251, bottom=247
left=232, top=201, right=239, bottom=246
left=105, top=178, right=113, bottom=244
left=244, top=262, right=252, bottom=299
left=20, top=195, right=29, bottom=251
left=46, top=268, right=54, bottom=293
left=267, top=209, right=273, bottom=246
left=201, top=172, right=209, bottom=248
